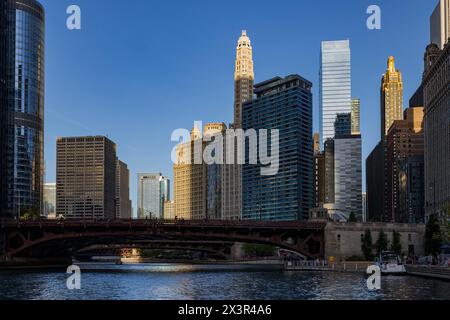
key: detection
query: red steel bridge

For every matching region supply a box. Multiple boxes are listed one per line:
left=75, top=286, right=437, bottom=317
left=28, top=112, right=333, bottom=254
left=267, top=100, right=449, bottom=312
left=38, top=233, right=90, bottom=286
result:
left=0, top=219, right=326, bottom=260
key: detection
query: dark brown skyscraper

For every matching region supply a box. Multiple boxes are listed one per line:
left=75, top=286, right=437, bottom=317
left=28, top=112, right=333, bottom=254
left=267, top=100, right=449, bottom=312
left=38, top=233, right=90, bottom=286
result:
left=385, top=107, right=425, bottom=222
left=116, top=159, right=131, bottom=219
left=56, top=136, right=117, bottom=219
left=423, top=41, right=450, bottom=223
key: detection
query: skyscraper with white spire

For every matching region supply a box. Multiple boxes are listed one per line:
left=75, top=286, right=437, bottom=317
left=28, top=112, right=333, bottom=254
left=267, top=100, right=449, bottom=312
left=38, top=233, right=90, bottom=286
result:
left=222, top=30, right=255, bottom=220
left=233, top=30, right=254, bottom=128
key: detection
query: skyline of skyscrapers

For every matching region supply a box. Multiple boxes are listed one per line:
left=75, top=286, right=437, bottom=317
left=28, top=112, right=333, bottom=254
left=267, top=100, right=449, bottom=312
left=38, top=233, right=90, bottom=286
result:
left=0, top=0, right=446, bottom=228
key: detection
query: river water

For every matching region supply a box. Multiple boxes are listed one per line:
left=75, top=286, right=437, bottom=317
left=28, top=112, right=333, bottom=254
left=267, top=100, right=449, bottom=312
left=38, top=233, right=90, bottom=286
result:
left=0, top=263, right=449, bottom=300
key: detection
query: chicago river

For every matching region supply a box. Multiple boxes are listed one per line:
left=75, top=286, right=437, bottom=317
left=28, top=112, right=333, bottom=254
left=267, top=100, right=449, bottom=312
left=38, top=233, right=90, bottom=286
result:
left=0, top=264, right=449, bottom=300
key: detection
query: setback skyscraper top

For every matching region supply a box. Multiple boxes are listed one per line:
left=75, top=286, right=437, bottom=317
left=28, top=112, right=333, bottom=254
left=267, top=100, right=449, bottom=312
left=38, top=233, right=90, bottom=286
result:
left=234, top=30, right=254, bottom=128
left=380, top=56, right=404, bottom=138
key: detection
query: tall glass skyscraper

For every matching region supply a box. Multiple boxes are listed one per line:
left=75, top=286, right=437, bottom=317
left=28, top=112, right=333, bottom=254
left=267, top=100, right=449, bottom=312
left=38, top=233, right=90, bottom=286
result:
left=319, top=40, right=351, bottom=146
left=0, top=0, right=45, bottom=218
left=242, top=75, right=313, bottom=221
left=137, top=173, right=170, bottom=219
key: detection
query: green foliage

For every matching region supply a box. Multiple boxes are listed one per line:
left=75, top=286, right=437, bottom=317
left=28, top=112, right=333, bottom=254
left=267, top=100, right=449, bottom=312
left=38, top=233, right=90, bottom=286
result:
left=348, top=212, right=357, bottom=223
left=20, top=206, right=40, bottom=220
left=374, top=230, right=389, bottom=256
left=390, top=230, right=402, bottom=255
left=425, top=214, right=442, bottom=257
left=242, top=244, right=275, bottom=257
left=361, top=229, right=374, bottom=261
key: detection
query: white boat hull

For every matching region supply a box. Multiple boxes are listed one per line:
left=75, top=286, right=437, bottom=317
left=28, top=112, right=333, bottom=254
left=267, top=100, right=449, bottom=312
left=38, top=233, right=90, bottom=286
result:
left=380, top=263, right=406, bottom=275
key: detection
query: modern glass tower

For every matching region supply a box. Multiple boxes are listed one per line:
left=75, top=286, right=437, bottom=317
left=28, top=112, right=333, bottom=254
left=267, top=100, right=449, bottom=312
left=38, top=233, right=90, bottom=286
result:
left=0, top=0, right=45, bottom=218
left=430, top=0, right=450, bottom=49
left=242, top=75, right=313, bottom=221
left=137, top=173, right=170, bottom=219
left=319, top=40, right=351, bottom=146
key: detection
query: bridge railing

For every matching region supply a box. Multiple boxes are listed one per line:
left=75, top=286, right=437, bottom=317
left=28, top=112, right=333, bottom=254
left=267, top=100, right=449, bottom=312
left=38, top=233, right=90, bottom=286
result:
left=0, top=218, right=327, bottom=229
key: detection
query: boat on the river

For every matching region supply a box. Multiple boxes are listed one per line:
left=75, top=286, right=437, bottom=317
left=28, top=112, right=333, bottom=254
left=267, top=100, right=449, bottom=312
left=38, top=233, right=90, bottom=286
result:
left=376, top=251, right=406, bottom=275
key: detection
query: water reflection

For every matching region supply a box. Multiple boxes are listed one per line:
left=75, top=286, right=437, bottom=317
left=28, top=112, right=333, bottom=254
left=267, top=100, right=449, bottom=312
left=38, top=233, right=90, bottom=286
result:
left=0, top=264, right=449, bottom=300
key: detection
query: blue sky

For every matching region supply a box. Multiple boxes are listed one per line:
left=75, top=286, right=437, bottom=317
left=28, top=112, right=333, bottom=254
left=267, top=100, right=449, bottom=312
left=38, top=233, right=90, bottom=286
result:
left=40, top=0, right=436, bottom=216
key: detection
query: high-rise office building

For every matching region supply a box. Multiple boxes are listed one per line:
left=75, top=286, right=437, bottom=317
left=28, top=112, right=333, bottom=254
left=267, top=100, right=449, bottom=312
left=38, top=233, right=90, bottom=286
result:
left=320, top=40, right=351, bottom=145
left=430, top=0, right=450, bottom=49
left=398, top=156, right=425, bottom=224
left=222, top=31, right=255, bottom=221
left=381, top=56, right=404, bottom=138
left=137, top=173, right=170, bottom=219
left=423, top=41, right=450, bottom=222
left=385, top=107, right=425, bottom=222
left=366, top=140, right=386, bottom=222
left=313, top=150, right=325, bottom=208
left=0, top=0, right=6, bottom=221
left=242, top=75, right=313, bottom=221
left=313, top=133, right=320, bottom=153
left=116, top=160, right=131, bottom=219
left=334, top=113, right=352, bottom=137
left=313, top=133, right=325, bottom=207
left=351, top=98, right=361, bottom=135
left=204, top=123, right=226, bottom=220
left=367, top=56, right=404, bottom=222
left=324, top=139, right=335, bottom=207
left=362, top=192, right=368, bottom=223
left=43, top=183, right=56, bottom=218
left=163, top=201, right=175, bottom=220
left=56, top=136, right=117, bottom=219
left=174, top=127, right=206, bottom=220
left=0, top=0, right=45, bottom=218
left=334, top=135, right=363, bottom=221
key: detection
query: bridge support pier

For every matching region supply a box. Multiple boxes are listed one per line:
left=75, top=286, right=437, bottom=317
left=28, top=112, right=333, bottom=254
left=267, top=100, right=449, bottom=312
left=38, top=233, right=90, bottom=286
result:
left=230, top=243, right=244, bottom=260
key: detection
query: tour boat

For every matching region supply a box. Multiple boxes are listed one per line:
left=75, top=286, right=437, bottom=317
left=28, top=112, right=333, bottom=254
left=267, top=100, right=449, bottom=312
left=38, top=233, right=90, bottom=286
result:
left=377, top=251, right=406, bottom=275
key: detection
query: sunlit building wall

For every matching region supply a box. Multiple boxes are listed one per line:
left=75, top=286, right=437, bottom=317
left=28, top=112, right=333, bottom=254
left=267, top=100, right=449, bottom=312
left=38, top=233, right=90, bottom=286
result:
left=43, top=183, right=56, bottom=218
left=380, top=56, right=404, bottom=138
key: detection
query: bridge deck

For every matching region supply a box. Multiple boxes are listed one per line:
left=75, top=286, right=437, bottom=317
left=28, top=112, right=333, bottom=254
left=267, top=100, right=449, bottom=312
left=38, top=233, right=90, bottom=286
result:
left=1, top=219, right=327, bottom=230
